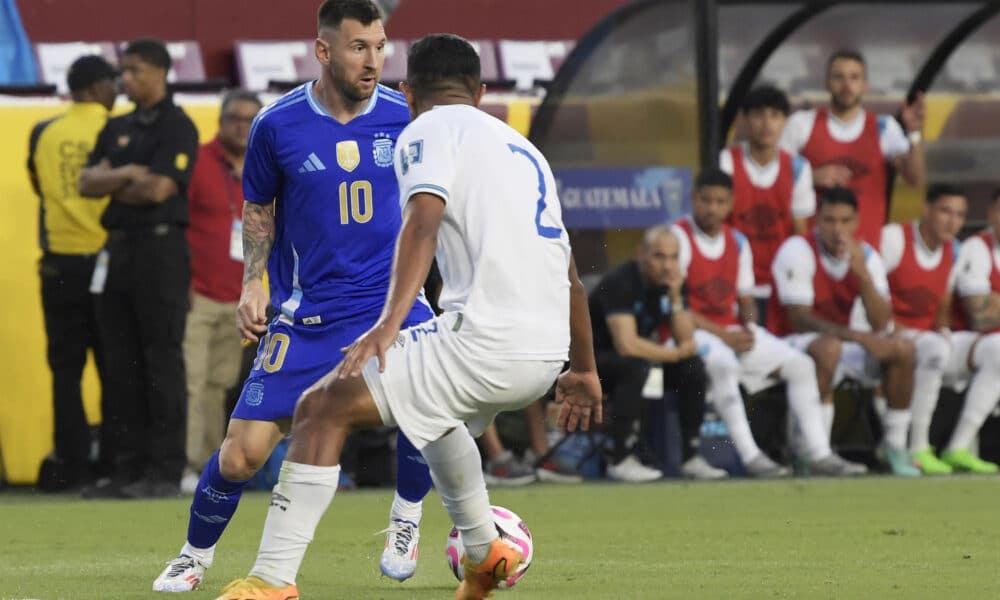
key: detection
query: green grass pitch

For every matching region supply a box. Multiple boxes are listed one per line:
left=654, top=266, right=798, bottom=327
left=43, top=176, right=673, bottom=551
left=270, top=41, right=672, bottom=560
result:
left=2, top=477, right=999, bottom=599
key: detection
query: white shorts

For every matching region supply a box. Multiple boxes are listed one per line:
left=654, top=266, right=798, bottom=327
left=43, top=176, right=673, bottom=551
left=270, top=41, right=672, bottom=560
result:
left=363, top=312, right=563, bottom=450
left=784, top=332, right=881, bottom=387
left=942, top=330, right=983, bottom=392
left=690, top=324, right=803, bottom=395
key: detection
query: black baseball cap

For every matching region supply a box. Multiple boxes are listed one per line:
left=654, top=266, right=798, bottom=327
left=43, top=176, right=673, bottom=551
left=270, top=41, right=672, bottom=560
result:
left=67, top=55, right=118, bottom=92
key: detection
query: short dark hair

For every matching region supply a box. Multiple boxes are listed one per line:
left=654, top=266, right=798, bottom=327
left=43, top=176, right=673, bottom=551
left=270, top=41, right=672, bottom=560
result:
left=407, top=34, right=481, bottom=99
left=317, top=0, right=382, bottom=32
left=220, top=89, right=262, bottom=114
left=123, top=38, right=171, bottom=71
left=991, top=188, right=1000, bottom=205
left=827, top=49, right=866, bottom=76
left=694, top=168, right=732, bottom=191
left=819, top=186, right=858, bottom=211
left=67, top=55, right=117, bottom=92
left=741, top=85, right=790, bottom=115
left=926, top=183, right=966, bottom=204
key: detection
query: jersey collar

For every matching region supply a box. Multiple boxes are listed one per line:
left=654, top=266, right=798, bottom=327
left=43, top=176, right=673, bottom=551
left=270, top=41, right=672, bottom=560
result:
left=305, top=80, right=379, bottom=121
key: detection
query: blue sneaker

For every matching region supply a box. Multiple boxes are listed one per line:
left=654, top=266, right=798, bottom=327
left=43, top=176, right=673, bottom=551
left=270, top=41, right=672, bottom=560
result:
left=884, top=446, right=920, bottom=477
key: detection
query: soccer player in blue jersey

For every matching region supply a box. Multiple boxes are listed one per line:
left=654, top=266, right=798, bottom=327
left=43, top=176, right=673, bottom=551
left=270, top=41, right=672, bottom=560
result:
left=153, top=0, right=434, bottom=592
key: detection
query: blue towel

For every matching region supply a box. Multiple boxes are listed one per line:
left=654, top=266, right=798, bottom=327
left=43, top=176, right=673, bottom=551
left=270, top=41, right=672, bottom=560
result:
left=0, top=0, right=38, bottom=85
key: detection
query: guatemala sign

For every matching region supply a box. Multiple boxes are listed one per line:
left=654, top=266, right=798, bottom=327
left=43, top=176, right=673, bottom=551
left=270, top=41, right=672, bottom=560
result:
left=555, top=166, right=691, bottom=229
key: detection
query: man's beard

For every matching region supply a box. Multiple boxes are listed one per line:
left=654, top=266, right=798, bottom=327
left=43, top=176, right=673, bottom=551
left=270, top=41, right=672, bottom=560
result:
left=331, top=70, right=376, bottom=104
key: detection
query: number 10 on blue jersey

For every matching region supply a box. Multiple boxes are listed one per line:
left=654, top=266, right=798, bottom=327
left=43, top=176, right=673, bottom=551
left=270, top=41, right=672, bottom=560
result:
left=339, top=180, right=373, bottom=225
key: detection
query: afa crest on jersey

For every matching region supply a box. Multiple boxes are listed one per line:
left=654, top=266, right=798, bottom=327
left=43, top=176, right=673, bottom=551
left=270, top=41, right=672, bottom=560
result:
left=373, top=132, right=394, bottom=168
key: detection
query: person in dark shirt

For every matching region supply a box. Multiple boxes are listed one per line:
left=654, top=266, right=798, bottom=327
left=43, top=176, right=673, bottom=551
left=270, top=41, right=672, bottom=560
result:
left=78, top=38, right=199, bottom=499
left=589, top=225, right=725, bottom=481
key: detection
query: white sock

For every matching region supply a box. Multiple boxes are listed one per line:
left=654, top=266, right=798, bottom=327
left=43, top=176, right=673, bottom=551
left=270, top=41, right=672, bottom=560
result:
left=781, top=353, right=831, bottom=461
left=882, top=409, right=911, bottom=451
left=390, top=491, right=423, bottom=525
left=909, top=332, right=949, bottom=452
left=821, top=403, right=835, bottom=440
left=248, top=461, right=340, bottom=587
left=713, top=390, right=761, bottom=463
left=872, top=395, right=888, bottom=420
left=180, top=542, right=214, bottom=567
left=420, top=427, right=496, bottom=561
left=947, top=338, right=1000, bottom=450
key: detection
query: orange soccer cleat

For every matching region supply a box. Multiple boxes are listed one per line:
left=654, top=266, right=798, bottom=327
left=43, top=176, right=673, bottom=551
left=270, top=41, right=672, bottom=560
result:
left=455, top=538, right=524, bottom=600
left=214, top=576, right=299, bottom=600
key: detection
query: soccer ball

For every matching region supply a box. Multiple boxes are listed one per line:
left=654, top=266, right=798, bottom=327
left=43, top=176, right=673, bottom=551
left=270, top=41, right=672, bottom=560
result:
left=445, top=505, right=534, bottom=588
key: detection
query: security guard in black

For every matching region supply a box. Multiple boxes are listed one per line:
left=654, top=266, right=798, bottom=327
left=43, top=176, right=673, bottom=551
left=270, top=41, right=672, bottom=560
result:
left=79, top=38, right=198, bottom=499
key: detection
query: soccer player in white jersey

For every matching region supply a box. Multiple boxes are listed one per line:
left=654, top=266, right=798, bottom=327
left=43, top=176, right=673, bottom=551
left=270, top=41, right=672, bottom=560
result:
left=779, top=49, right=925, bottom=248
left=670, top=169, right=865, bottom=477
left=880, top=184, right=966, bottom=474
left=937, top=189, right=1000, bottom=474
left=720, top=85, right=814, bottom=308
left=214, top=33, right=603, bottom=600
left=768, top=187, right=919, bottom=476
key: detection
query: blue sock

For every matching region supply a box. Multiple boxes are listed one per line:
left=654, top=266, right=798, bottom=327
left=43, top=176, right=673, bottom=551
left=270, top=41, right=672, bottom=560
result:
left=187, top=450, right=248, bottom=549
left=396, top=430, right=433, bottom=502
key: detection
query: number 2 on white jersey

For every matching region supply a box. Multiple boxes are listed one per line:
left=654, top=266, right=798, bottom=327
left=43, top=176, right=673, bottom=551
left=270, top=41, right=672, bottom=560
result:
left=508, top=144, right=561, bottom=239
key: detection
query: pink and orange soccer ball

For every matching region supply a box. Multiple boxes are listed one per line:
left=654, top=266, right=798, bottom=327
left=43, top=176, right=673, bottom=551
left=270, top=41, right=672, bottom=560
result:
left=445, top=505, right=534, bottom=588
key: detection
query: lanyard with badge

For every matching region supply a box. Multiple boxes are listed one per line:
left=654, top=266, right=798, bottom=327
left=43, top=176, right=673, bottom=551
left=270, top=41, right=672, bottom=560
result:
left=226, top=162, right=244, bottom=262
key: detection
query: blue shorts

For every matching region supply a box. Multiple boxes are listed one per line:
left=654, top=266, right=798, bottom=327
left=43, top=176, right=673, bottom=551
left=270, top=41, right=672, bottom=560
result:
left=232, top=304, right=432, bottom=422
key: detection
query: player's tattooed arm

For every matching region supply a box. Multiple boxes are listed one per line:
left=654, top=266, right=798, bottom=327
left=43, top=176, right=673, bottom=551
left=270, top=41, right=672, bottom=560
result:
left=243, top=201, right=275, bottom=283
left=962, top=294, right=1000, bottom=332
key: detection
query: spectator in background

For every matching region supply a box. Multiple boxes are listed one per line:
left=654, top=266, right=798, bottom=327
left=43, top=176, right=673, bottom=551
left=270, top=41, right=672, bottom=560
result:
left=780, top=49, right=926, bottom=247
left=939, top=189, right=1000, bottom=474
left=880, top=184, right=967, bottom=475
left=768, top=187, right=919, bottom=476
left=589, top=225, right=722, bottom=482
left=78, top=38, right=199, bottom=498
left=27, top=55, right=117, bottom=491
left=180, top=90, right=263, bottom=493
left=672, top=170, right=865, bottom=477
left=721, top=85, right=814, bottom=317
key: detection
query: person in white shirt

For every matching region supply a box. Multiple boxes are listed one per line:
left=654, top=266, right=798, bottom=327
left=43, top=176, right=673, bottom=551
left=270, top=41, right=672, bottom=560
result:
left=769, top=187, right=919, bottom=476
left=669, top=170, right=865, bottom=477
left=880, top=184, right=966, bottom=474
left=720, top=85, right=814, bottom=304
left=779, top=49, right=925, bottom=248
left=215, top=33, right=603, bottom=600
left=937, top=189, right=1000, bottom=474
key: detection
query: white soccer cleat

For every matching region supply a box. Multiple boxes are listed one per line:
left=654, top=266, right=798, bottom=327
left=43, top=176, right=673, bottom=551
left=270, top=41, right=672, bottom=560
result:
left=152, top=554, right=207, bottom=592
left=379, top=518, right=420, bottom=581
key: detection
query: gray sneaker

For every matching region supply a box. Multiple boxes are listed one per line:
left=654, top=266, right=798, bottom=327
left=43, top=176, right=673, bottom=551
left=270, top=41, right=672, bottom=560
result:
left=809, top=453, right=868, bottom=477
left=681, top=455, right=729, bottom=480
left=484, top=451, right=537, bottom=486
left=744, top=453, right=791, bottom=478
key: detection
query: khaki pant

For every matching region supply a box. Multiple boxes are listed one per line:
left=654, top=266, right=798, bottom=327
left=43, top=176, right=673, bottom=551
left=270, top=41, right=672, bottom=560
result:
left=183, top=292, right=242, bottom=471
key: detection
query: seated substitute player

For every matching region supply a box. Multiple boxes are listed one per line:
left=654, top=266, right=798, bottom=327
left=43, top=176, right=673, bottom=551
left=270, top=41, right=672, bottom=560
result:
left=153, top=0, right=437, bottom=592
left=880, top=184, right=967, bottom=475
left=589, top=225, right=724, bottom=482
left=214, top=33, right=603, bottom=600
left=671, top=170, right=865, bottom=477
left=720, top=85, right=814, bottom=312
left=768, top=187, right=919, bottom=476
left=937, top=189, right=1000, bottom=474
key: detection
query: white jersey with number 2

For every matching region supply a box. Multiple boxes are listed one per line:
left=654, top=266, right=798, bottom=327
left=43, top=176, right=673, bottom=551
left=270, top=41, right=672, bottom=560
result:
left=394, top=104, right=571, bottom=361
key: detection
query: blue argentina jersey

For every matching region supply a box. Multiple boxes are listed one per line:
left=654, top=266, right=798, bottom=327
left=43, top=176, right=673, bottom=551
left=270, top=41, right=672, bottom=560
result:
left=244, top=82, right=427, bottom=324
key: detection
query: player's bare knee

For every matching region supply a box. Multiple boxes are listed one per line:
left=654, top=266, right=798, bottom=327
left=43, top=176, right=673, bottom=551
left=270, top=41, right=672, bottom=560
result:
left=218, top=440, right=265, bottom=481
left=892, top=336, right=916, bottom=366
left=808, top=335, right=842, bottom=371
